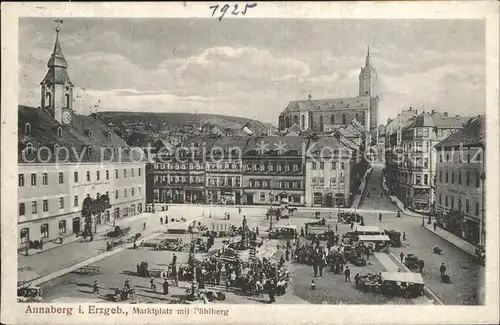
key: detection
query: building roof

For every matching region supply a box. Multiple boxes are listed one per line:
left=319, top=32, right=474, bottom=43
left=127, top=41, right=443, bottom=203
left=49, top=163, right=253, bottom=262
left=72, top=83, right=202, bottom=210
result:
left=435, top=115, right=485, bottom=148
left=283, top=96, right=370, bottom=114
left=385, top=109, right=419, bottom=136
left=244, top=136, right=306, bottom=155
left=18, top=105, right=142, bottom=164
left=305, top=136, right=350, bottom=157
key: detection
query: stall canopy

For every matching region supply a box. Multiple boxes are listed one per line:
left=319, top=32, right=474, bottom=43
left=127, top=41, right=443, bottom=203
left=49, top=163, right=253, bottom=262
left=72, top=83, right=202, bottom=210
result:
left=274, top=225, right=297, bottom=230
left=381, top=272, right=424, bottom=284
left=355, top=226, right=384, bottom=234
left=358, top=235, right=391, bottom=242
left=166, top=222, right=189, bottom=233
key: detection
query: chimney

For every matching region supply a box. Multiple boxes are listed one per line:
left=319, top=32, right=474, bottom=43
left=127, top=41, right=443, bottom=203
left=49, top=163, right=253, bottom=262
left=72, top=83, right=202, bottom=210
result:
left=444, top=112, right=448, bottom=117
left=409, top=107, right=412, bottom=111
left=455, top=114, right=460, bottom=119
left=431, top=109, right=435, bottom=115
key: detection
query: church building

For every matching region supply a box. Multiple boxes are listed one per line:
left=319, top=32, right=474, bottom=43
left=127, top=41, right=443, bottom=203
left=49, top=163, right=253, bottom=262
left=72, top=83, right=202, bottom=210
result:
left=17, top=22, right=146, bottom=251
left=278, top=48, right=380, bottom=141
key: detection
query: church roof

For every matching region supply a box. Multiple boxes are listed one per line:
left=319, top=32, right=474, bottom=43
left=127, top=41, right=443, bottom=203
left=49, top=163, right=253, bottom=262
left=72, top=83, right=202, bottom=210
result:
left=283, top=96, right=370, bottom=114
left=359, top=47, right=377, bottom=78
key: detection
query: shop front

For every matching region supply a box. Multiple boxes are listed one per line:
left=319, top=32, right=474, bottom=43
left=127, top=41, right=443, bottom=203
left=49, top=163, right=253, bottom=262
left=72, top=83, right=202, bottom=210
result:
left=310, top=187, right=345, bottom=207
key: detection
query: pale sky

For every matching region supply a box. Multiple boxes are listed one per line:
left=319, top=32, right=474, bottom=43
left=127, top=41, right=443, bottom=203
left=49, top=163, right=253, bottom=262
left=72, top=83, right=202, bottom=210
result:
left=19, top=18, right=485, bottom=125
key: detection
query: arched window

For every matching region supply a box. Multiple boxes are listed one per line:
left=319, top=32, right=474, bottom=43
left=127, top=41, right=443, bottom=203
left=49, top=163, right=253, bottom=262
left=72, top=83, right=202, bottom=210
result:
left=54, top=144, right=60, bottom=153
left=285, top=117, right=290, bottom=128
left=46, top=92, right=52, bottom=107
left=309, top=116, right=313, bottom=129
left=293, top=115, right=299, bottom=125
left=107, top=132, right=112, bottom=140
left=65, top=94, right=71, bottom=109
left=342, top=114, right=347, bottom=125
left=25, top=142, right=34, bottom=154
left=330, top=115, right=335, bottom=124
left=320, top=115, right=324, bottom=132
left=25, top=123, right=31, bottom=134
left=57, top=127, right=62, bottom=137
left=301, top=115, right=305, bottom=129
left=88, top=130, right=93, bottom=139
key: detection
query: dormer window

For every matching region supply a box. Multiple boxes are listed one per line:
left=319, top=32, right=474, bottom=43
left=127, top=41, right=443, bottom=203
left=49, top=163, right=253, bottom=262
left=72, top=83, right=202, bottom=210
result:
left=88, top=130, right=93, bottom=139
left=57, top=127, right=63, bottom=137
left=87, top=145, right=93, bottom=155
left=107, top=132, right=112, bottom=140
left=54, top=144, right=60, bottom=153
left=25, top=123, right=31, bottom=135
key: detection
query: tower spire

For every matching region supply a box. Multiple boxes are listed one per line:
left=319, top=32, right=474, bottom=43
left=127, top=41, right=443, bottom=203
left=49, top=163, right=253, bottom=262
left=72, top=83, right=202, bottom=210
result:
left=365, top=46, right=371, bottom=66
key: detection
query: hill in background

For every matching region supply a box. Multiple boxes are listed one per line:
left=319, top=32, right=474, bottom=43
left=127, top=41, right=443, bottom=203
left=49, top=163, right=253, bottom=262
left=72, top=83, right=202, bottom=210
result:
left=96, top=111, right=276, bottom=134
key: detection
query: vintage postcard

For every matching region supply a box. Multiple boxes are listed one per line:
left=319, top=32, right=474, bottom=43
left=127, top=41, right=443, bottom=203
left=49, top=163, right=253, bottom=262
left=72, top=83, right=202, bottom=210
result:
left=1, top=1, right=499, bottom=325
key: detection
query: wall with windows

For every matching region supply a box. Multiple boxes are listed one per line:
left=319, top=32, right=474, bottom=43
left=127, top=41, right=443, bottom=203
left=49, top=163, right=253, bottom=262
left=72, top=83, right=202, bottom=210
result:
left=434, top=146, right=484, bottom=244
left=17, top=162, right=146, bottom=249
left=305, top=158, right=352, bottom=207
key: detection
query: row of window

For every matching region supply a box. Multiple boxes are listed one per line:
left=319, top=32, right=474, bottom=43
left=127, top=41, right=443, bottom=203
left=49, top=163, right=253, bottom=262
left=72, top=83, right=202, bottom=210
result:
left=208, top=177, right=241, bottom=187
left=24, top=123, right=113, bottom=140
left=20, top=222, right=66, bottom=243
left=438, top=195, right=481, bottom=216
left=438, top=169, right=482, bottom=188
left=311, top=177, right=345, bottom=186
left=438, top=151, right=482, bottom=163
left=155, top=163, right=204, bottom=171
left=19, top=168, right=142, bottom=187
left=249, top=180, right=303, bottom=189
left=311, top=162, right=345, bottom=170
left=155, top=176, right=205, bottom=184
left=19, top=187, right=142, bottom=216
left=244, top=163, right=301, bottom=173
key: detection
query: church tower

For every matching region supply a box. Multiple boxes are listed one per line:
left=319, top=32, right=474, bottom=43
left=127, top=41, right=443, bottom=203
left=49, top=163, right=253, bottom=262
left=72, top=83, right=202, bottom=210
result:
left=359, top=46, right=378, bottom=97
left=359, top=47, right=379, bottom=142
left=40, top=20, right=74, bottom=125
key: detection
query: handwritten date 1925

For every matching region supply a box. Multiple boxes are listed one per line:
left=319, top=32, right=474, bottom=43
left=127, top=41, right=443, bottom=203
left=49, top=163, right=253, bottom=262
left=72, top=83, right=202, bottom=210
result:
left=209, top=3, right=257, bottom=21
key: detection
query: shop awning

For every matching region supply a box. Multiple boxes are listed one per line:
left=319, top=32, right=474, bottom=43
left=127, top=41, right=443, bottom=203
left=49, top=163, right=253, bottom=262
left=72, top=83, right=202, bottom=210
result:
left=355, top=226, right=382, bottom=233
left=358, top=235, right=391, bottom=242
left=381, top=272, right=424, bottom=285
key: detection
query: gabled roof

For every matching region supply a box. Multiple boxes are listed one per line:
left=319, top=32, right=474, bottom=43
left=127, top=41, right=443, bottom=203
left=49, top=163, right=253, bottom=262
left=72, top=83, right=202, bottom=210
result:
left=244, top=136, right=305, bottom=155
left=305, top=136, right=350, bottom=157
left=406, top=111, right=470, bottom=130
left=435, top=115, right=485, bottom=148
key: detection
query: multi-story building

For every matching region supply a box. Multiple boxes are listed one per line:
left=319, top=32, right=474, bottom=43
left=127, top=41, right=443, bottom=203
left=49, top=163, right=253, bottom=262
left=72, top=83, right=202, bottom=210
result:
left=151, top=136, right=218, bottom=204
left=434, top=116, right=485, bottom=246
left=279, top=48, right=379, bottom=139
left=242, top=136, right=307, bottom=206
left=18, top=26, right=145, bottom=249
left=304, top=136, right=355, bottom=207
left=385, top=109, right=469, bottom=213
left=205, top=137, right=248, bottom=205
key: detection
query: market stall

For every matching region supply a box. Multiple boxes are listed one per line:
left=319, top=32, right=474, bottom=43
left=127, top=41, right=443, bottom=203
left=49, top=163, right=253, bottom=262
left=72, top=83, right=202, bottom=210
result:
left=380, top=272, right=424, bottom=298
left=357, top=235, right=391, bottom=252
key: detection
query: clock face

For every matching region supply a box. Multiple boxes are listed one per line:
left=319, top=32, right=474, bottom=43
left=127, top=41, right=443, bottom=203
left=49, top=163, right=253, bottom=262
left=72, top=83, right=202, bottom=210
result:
left=62, top=110, right=72, bottom=124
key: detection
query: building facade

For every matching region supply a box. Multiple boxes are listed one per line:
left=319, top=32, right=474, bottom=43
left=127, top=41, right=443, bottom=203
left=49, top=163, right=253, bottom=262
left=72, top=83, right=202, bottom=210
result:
left=385, top=109, right=469, bottom=213
left=434, top=116, right=485, bottom=246
left=205, top=137, right=248, bottom=205
left=304, top=136, right=354, bottom=207
left=279, top=48, right=379, bottom=139
left=151, top=136, right=218, bottom=204
left=18, top=26, right=146, bottom=249
left=242, top=136, right=307, bottom=206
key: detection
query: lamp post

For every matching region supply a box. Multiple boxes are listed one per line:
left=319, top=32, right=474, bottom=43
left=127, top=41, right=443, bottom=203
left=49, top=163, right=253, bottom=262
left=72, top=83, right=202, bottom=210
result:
left=25, top=230, right=30, bottom=256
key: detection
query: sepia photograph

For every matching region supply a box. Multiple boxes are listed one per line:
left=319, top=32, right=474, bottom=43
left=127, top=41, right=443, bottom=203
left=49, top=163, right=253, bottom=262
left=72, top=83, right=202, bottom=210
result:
left=2, top=2, right=499, bottom=325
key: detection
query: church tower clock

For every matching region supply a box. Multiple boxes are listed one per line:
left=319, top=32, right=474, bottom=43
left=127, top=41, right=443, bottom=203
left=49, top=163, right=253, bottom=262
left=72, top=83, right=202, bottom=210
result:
left=40, top=19, right=74, bottom=125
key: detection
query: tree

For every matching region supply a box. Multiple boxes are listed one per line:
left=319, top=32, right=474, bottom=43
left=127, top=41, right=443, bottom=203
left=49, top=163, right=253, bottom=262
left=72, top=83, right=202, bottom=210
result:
left=96, top=194, right=111, bottom=222
left=81, top=196, right=97, bottom=237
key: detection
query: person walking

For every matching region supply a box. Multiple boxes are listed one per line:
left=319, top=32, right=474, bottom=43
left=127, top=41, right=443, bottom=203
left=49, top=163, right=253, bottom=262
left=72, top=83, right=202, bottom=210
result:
left=344, top=266, right=351, bottom=282
left=379, top=213, right=382, bottom=222
left=150, top=276, right=156, bottom=291
left=313, top=262, right=318, bottom=277
left=160, top=217, right=163, bottom=225
left=93, top=280, right=100, bottom=294
left=163, top=279, right=169, bottom=295
left=354, top=273, right=361, bottom=289
left=402, top=232, right=407, bottom=241
left=440, top=263, right=447, bottom=276
left=143, top=222, right=146, bottom=231
left=239, top=207, right=242, bottom=215
left=172, top=253, right=177, bottom=265
left=400, top=252, right=405, bottom=264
